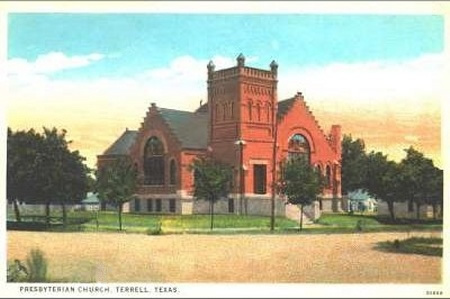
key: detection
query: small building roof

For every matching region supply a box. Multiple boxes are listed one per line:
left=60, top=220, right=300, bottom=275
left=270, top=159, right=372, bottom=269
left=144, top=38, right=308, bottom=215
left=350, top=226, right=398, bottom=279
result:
left=82, top=192, right=100, bottom=204
left=348, top=189, right=374, bottom=201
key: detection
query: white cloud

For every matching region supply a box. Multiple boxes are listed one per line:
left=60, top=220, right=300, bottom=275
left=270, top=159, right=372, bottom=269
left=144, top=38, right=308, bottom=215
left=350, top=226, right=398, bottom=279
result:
left=7, top=51, right=105, bottom=75
left=278, top=53, right=443, bottom=117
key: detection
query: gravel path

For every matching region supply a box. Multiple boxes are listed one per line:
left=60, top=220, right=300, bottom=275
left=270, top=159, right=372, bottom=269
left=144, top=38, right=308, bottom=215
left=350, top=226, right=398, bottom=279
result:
left=7, top=231, right=441, bottom=283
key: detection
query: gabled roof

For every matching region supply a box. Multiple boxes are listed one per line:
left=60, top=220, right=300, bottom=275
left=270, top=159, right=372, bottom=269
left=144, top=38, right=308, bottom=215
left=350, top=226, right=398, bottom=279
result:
left=103, top=129, right=138, bottom=155
left=159, top=108, right=209, bottom=150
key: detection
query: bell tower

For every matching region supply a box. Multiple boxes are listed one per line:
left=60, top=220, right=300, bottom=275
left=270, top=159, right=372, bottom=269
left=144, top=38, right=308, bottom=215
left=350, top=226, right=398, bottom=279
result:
left=207, top=54, right=278, bottom=198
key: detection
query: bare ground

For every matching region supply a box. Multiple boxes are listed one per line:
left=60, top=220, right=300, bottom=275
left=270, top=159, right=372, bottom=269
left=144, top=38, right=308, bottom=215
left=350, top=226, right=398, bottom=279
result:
left=7, top=231, right=441, bottom=283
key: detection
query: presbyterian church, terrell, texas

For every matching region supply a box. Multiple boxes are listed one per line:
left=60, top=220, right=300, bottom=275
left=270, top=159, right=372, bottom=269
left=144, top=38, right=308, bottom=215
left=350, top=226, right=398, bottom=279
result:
left=97, top=54, right=343, bottom=221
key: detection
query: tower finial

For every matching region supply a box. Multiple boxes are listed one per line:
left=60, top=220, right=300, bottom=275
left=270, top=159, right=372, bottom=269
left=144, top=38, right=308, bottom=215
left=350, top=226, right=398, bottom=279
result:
left=207, top=60, right=215, bottom=74
left=237, top=53, right=245, bottom=67
left=270, top=60, right=278, bottom=77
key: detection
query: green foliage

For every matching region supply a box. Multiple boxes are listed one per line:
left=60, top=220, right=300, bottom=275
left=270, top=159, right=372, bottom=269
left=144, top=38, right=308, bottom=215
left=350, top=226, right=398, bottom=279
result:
left=364, top=151, right=403, bottom=220
left=377, top=237, right=442, bottom=257
left=279, top=156, right=324, bottom=231
left=95, top=157, right=138, bottom=230
left=26, top=249, right=48, bottom=282
left=7, top=127, right=90, bottom=224
left=279, top=157, right=324, bottom=207
left=190, top=157, right=233, bottom=230
left=7, top=259, right=29, bottom=282
left=190, top=157, right=233, bottom=203
left=341, top=135, right=368, bottom=195
left=400, top=147, right=443, bottom=219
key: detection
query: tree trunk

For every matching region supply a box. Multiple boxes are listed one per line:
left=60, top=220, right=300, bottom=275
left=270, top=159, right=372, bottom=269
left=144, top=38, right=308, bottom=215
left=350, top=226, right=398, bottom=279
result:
left=210, top=200, right=214, bottom=231
left=61, top=202, right=67, bottom=227
left=45, top=202, right=50, bottom=227
left=416, top=202, right=421, bottom=220
left=118, top=203, right=123, bottom=231
left=432, top=203, right=437, bottom=220
left=299, top=204, right=304, bottom=232
left=387, top=201, right=395, bottom=222
left=13, top=199, right=21, bottom=223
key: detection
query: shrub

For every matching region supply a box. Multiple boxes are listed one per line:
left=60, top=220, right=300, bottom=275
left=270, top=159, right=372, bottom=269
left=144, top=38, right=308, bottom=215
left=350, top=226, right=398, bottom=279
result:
left=26, top=249, right=48, bottom=282
left=7, top=259, right=28, bottom=282
left=147, top=222, right=163, bottom=235
left=355, top=220, right=364, bottom=232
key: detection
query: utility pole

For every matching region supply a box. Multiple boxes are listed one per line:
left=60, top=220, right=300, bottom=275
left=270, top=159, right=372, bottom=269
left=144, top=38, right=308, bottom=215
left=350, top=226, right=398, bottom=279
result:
left=270, top=60, right=278, bottom=232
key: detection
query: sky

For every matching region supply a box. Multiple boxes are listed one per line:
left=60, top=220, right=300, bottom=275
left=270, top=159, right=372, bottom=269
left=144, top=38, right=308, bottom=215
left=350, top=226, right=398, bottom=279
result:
left=6, top=12, right=444, bottom=169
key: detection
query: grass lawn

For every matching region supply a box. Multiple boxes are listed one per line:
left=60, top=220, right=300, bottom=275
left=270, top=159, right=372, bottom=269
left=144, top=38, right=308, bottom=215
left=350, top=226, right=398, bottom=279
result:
left=7, top=210, right=442, bottom=235
left=376, top=236, right=443, bottom=257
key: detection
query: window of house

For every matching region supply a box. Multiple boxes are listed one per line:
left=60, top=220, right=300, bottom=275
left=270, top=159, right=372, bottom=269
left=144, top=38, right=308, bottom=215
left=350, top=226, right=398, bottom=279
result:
left=169, top=159, right=177, bottom=185
left=144, top=136, right=165, bottom=185
left=223, top=103, right=227, bottom=120
left=256, top=103, right=261, bottom=121
left=230, top=102, right=234, bottom=119
left=135, top=198, right=140, bottom=212
left=326, top=165, right=332, bottom=187
left=216, top=104, right=220, bottom=123
left=248, top=101, right=253, bottom=121
left=169, top=199, right=176, bottom=213
left=288, top=134, right=310, bottom=162
left=156, top=199, right=162, bottom=212
left=228, top=198, right=235, bottom=213
left=147, top=199, right=153, bottom=212
left=253, top=164, right=267, bottom=194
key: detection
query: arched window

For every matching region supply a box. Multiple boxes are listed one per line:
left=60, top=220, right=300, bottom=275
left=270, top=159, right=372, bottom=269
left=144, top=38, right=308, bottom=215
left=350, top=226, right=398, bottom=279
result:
left=288, top=134, right=310, bottom=162
left=326, top=165, right=332, bottom=187
left=230, top=102, right=234, bottom=119
left=266, top=103, right=272, bottom=122
left=256, top=103, right=261, bottom=121
left=169, top=159, right=177, bottom=185
left=215, top=104, right=220, bottom=123
left=144, top=136, right=165, bottom=185
left=222, top=103, right=227, bottom=120
left=248, top=101, right=253, bottom=121
left=316, top=164, right=322, bottom=177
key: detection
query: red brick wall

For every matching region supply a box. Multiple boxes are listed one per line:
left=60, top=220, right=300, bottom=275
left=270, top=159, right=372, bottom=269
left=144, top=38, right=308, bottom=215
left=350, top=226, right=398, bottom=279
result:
left=277, top=93, right=341, bottom=198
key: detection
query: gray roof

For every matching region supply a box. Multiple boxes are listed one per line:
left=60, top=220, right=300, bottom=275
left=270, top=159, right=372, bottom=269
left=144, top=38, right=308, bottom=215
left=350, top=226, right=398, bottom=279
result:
left=103, top=130, right=138, bottom=155
left=277, top=98, right=296, bottom=119
left=159, top=108, right=209, bottom=150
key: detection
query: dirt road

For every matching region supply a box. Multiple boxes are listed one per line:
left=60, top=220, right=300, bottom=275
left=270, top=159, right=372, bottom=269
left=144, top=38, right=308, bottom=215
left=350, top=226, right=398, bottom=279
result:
left=7, top=231, right=441, bottom=283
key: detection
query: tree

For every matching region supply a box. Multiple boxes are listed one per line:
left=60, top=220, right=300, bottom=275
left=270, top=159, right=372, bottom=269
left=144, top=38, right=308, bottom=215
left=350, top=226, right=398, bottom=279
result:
left=341, top=135, right=368, bottom=195
left=190, top=157, right=232, bottom=230
left=401, top=147, right=440, bottom=219
left=7, top=128, right=42, bottom=222
left=7, top=127, right=88, bottom=225
left=364, top=151, right=404, bottom=221
left=95, top=157, right=138, bottom=231
left=39, top=128, right=89, bottom=226
left=279, top=156, right=324, bottom=231
left=428, top=168, right=443, bottom=219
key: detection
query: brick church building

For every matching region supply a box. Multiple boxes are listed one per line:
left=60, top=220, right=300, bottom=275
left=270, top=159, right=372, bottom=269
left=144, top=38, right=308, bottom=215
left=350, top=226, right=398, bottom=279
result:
left=97, top=54, right=342, bottom=220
